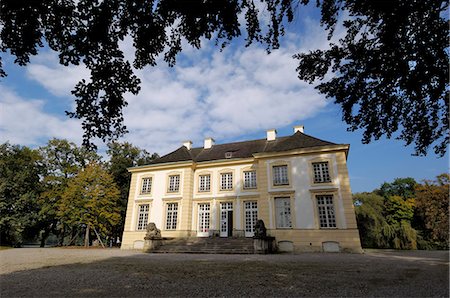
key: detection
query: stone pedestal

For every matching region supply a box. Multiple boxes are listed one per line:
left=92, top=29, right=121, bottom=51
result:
left=143, top=238, right=162, bottom=252
left=253, top=237, right=275, bottom=254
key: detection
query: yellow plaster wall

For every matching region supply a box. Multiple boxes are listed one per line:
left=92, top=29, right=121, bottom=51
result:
left=268, top=228, right=362, bottom=253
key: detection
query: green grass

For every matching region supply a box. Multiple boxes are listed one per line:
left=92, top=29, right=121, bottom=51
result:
left=0, top=246, right=12, bottom=250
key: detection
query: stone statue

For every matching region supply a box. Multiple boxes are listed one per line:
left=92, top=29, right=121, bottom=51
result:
left=253, top=219, right=267, bottom=238
left=144, top=223, right=162, bottom=240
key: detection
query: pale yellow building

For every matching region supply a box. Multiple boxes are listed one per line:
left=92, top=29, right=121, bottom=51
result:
left=121, top=126, right=362, bottom=253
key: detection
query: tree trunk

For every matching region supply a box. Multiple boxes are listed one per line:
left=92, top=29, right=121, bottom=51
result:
left=58, top=225, right=66, bottom=246
left=40, top=228, right=51, bottom=248
left=84, top=224, right=90, bottom=248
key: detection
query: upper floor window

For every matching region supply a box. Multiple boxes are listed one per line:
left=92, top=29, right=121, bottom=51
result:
left=317, top=195, right=336, bottom=228
left=165, top=203, right=178, bottom=230
left=275, top=197, right=292, bottom=228
left=243, top=170, right=257, bottom=189
left=313, top=162, right=331, bottom=183
left=168, top=175, right=180, bottom=192
left=273, top=165, right=289, bottom=186
left=220, top=172, right=233, bottom=190
left=136, top=204, right=149, bottom=231
left=199, top=174, right=211, bottom=192
left=141, top=177, right=152, bottom=194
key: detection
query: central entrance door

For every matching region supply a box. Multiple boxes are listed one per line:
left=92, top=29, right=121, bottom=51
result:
left=220, top=202, right=233, bottom=237
left=197, top=203, right=210, bottom=237
left=244, top=201, right=258, bottom=237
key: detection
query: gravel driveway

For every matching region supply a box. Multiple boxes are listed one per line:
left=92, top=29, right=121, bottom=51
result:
left=0, top=248, right=448, bottom=297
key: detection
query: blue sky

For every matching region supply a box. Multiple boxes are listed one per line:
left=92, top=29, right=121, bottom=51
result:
left=0, top=4, right=447, bottom=192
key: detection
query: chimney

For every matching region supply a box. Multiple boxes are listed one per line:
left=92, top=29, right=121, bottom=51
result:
left=183, top=140, right=192, bottom=150
left=293, top=125, right=304, bottom=133
left=266, top=129, right=277, bottom=141
left=204, top=137, right=215, bottom=149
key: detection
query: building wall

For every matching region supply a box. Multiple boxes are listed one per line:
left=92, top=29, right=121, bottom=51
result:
left=121, top=151, right=362, bottom=252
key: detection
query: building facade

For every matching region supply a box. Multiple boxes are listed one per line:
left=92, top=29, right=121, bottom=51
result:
left=121, top=126, right=362, bottom=253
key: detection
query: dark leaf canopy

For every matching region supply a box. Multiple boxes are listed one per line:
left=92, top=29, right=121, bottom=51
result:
left=1, top=0, right=448, bottom=155
left=295, top=0, right=449, bottom=156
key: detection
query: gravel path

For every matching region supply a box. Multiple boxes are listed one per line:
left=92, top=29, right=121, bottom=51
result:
left=0, top=248, right=448, bottom=297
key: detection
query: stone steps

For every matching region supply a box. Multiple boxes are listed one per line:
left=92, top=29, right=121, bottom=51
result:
left=152, top=237, right=254, bottom=254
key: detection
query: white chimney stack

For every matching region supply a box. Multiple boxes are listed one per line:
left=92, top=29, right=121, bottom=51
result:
left=266, top=129, right=277, bottom=141
left=294, top=125, right=304, bottom=133
left=204, top=137, right=215, bottom=149
left=183, top=140, right=192, bottom=150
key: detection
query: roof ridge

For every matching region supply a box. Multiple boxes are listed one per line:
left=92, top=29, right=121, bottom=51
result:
left=190, top=135, right=291, bottom=150
left=295, top=131, right=336, bottom=145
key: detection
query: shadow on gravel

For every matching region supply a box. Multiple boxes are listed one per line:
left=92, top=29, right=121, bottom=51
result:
left=1, top=251, right=448, bottom=297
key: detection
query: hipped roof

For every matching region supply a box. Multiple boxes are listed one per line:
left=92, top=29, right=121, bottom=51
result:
left=150, top=131, right=341, bottom=165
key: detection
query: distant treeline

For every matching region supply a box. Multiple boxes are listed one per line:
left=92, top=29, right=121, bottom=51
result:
left=0, top=139, right=159, bottom=247
left=353, top=175, right=449, bottom=250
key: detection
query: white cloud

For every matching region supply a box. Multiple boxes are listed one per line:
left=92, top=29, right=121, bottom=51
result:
left=26, top=51, right=89, bottom=99
left=120, top=41, right=327, bottom=154
left=0, top=85, right=83, bottom=146
left=11, top=16, right=336, bottom=156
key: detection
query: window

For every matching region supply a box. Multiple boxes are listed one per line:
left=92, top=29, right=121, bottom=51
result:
left=273, top=165, right=289, bottom=186
left=199, top=174, right=211, bottom=192
left=243, top=170, right=257, bottom=189
left=140, top=177, right=152, bottom=194
left=275, top=197, right=292, bottom=228
left=313, top=162, right=331, bottom=183
left=317, top=195, right=336, bottom=228
left=165, top=203, right=178, bottom=230
left=168, top=175, right=180, bottom=192
left=220, top=172, right=233, bottom=190
left=136, top=204, right=149, bottom=231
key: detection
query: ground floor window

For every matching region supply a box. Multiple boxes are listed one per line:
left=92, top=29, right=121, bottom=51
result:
left=136, top=204, right=150, bottom=231
left=275, top=197, right=292, bottom=228
left=317, top=195, right=336, bottom=228
left=198, top=203, right=210, bottom=236
left=244, top=201, right=258, bottom=236
left=165, top=203, right=178, bottom=230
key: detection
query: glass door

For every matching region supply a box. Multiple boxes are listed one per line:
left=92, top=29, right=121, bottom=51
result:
left=244, top=201, right=258, bottom=237
left=197, top=203, right=210, bottom=237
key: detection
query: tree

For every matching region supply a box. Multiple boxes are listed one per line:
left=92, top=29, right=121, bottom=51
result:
left=353, top=192, right=386, bottom=248
left=414, top=173, right=449, bottom=249
left=58, top=162, right=121, bottom=246
left=0, top=143, right=43, bottom=246
left=378, top=177, right=417, bottom=200
left=38, top=138, right=101, bottom=246
left=106, top=142, right=158, bottom=239
left=1, top=1, right=447, bottom=154
left=295, top=0, right=449, bottom=156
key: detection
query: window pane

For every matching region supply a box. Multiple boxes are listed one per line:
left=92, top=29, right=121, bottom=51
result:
left=199, top=175, right=211, bottom=192
left=137, top=204, right=149, bottom=230
left=317, top=195, right=336, bottom=228
left=313, top=162, right=331, bottom=183
left=166, top=203, right=178, bottom=230
left=275, top=197, right=292, bottom=228
left=168, top=175, right=180, bottom=192
left=141, top=177, right=152, bottom=194
left=273, top=165, right=289, bottom=185
left=244, top=171, right=257, bottom=189
left=221, top=173, right=233, bottom=190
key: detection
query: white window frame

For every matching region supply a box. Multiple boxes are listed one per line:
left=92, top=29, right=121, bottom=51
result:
left=243, top=170, right=257, bottom=189
left=220, top=172, right=233, bottom=190
left=168, top=175, right=180, bottom=193
left=313, top=162, right=331, bottom=183
left=275, top=197, right=292, bottom=228
left=316, top=195, right=337, bottom=228
left=199, top=174, right=211, bottom=192
left=165, top=203, right=178, bottom=230
left=136, top=204, right=150, bottom=231
left=140, top=177, right=152, bottom=194
left=273, top=165, right=289, bottom=186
